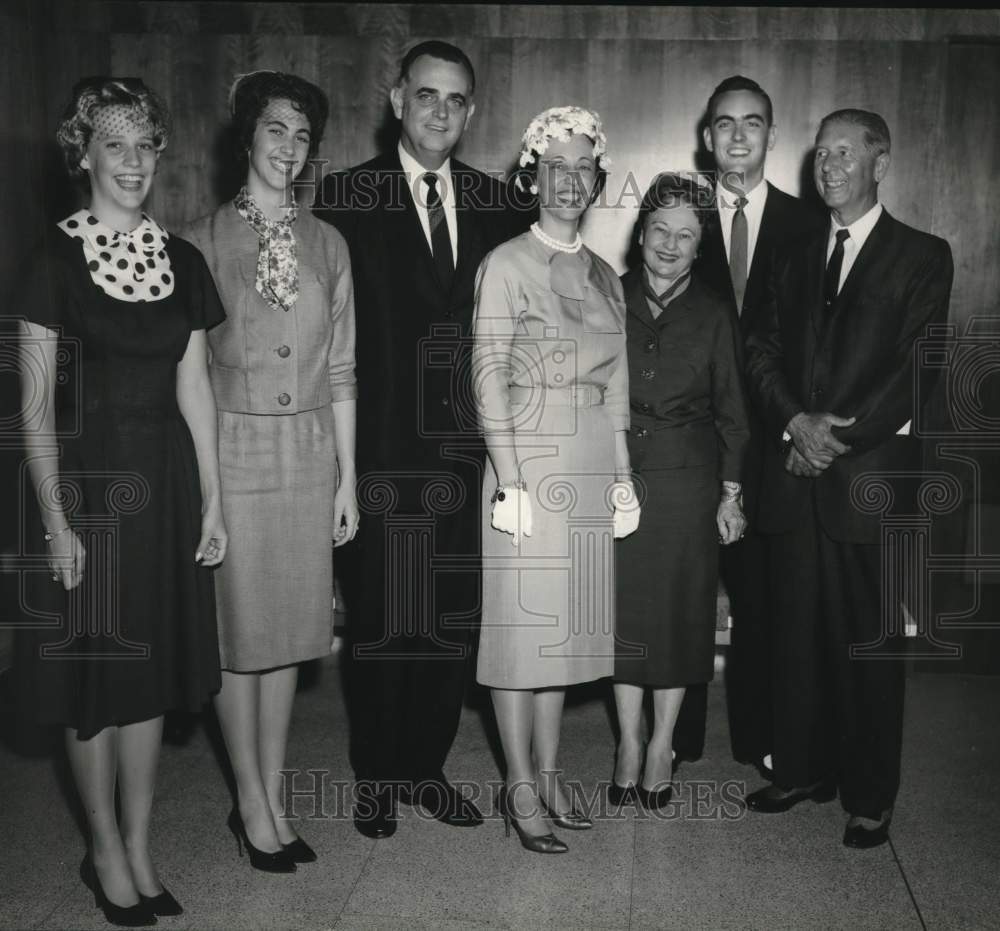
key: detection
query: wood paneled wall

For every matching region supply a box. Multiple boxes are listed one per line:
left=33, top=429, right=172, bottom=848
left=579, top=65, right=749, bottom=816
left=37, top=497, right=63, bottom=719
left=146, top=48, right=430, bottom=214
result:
left=3, top=3, right=999, bottom=323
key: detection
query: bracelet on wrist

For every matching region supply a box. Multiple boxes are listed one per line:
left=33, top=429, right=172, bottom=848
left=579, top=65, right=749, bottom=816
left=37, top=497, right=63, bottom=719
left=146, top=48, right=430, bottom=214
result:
left=44, top=526, right=71, bottom=542
left=492, top=478, right=527, bottom=503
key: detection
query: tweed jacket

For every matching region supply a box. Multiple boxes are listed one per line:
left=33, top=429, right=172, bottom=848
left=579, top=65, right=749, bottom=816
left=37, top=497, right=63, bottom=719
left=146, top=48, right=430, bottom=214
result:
left=183, top=202, right=357, bottom=414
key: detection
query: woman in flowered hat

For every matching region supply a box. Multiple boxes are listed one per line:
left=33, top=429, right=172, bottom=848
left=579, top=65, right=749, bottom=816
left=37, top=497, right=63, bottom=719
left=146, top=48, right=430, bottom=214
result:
left=16, top=76, right=227, bottom=925
left=472, top=106, right=638, bottom=853
left=183, top=70, right=358, bottom=874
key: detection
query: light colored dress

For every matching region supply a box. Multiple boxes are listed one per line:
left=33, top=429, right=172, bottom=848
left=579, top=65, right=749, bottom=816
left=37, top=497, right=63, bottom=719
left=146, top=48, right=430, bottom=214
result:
left=184, top=205, right=356, bottom=672
left=473, top=231, right=629, bottom=689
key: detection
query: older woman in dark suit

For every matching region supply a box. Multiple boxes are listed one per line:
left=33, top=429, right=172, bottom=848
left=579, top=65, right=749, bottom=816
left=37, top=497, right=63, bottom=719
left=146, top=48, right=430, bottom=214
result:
left=611, top=174, right=750, bottom=807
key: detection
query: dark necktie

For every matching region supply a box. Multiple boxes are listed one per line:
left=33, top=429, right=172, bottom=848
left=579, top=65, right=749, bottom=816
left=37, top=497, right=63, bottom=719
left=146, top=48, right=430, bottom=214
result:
left=728, top=196, right=749, bottom=314
left=825, top=228, right=851, bottom=311
left=424, top=173, right=454, bottom=291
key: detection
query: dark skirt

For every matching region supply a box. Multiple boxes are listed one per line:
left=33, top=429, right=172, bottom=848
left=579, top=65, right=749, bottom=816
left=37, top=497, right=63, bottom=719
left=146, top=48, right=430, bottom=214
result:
left=614, top=465, right=719, bottom=688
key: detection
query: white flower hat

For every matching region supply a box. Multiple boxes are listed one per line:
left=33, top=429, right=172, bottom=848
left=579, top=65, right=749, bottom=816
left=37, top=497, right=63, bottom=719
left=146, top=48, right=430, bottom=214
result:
left=515, top=105, right=611, bottom=193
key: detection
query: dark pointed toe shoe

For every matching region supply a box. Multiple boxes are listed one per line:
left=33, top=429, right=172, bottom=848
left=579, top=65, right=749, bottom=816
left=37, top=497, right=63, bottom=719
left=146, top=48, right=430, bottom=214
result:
left=843, top=810, right=893, bottom=849
left=140, top=888, right=183, bottom=917
left=227, top=810, right=297, bottom=871
left=607, top=782, right=639, bottom=807
left=745, top=776, right=837, bottom=814
left=80, top=855, right=158, bottom=927
left=637, top=783, right=674, bottom=811
left=282, top=836, right=318, bottom=863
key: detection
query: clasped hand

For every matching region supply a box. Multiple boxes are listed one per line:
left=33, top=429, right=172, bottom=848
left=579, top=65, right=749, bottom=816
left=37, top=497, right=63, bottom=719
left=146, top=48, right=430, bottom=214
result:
left=786, top=411, right=856, bottom=475
left=491, top=487, right=533, bottom=546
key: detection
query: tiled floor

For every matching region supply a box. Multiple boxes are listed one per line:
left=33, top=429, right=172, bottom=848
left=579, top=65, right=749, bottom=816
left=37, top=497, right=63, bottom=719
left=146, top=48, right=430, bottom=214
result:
left=1, top=653, right=998, bottom=930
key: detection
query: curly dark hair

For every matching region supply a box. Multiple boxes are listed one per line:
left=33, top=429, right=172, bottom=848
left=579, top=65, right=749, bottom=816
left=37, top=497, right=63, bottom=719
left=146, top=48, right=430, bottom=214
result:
left=56, top=76, right=170, bottom=179
left=229, top=71, right=329, bottom=160
left=638, top=172, right=716, bottom=232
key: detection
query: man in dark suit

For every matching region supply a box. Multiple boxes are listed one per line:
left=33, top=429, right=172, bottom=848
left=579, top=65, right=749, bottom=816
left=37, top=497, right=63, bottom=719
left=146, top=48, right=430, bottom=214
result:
left=745, top=109, right=953, bottom=847
left=314, top=41, right=522, bottom=838
left=690, top=75, right=823, bottom=773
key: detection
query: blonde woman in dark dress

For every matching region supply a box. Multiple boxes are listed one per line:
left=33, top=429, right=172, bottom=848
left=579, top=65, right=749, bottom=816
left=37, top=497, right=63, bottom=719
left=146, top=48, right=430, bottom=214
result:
left=17, top=77, right=226, bottom=926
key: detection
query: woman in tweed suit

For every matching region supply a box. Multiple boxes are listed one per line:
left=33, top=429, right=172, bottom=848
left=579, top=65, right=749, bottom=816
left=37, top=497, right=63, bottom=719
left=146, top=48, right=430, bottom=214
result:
left=185, top=71, right=358, bottom=870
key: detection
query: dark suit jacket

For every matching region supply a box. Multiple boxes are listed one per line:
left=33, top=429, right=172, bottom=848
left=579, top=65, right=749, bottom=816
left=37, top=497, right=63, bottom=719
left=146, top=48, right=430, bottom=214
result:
left=746, top=208, right=954, bottom=544
left=313, top=150, right=526, bottom=474
left=622, top=269, right=749, bottom=481
left=695, top=182, right=825, bottom=518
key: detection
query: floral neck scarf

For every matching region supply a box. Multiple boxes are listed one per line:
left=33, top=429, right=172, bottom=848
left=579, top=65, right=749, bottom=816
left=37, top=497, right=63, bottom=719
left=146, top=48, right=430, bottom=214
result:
left=58, top=210, right=173, bottom=302
left=234, top=186, right=299, bottom=312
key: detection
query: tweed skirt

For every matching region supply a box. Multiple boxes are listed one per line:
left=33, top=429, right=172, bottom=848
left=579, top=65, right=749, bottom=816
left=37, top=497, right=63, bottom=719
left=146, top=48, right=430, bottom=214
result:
left=215, top=407, right=337, bottom=671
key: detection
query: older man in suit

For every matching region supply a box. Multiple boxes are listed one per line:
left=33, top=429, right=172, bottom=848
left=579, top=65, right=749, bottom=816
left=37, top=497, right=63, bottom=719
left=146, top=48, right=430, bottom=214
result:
left=314, top=41, right=522, bottom=839
left=689, top=75, right=823, bottom=774
left=745, top=109, right=953, bottom=847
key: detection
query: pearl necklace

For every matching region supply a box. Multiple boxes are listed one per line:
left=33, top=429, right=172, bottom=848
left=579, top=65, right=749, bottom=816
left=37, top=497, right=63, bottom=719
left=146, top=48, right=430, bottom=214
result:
left=530, top=222, right=583, bottom=254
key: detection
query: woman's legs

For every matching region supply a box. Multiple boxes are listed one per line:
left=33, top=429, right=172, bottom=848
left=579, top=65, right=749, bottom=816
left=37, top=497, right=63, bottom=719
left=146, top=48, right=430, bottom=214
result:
left=213, top=670, right=282, bottom=852
left=533, top=688, right=570, bottom=813
left=258, top=664, right=299, bottom=844
left=117, top=716, right=165, bottom=896
left=612, top=682, right=645, bottom=787
left=491, top=688, right=548, bottom=837
left=643, top=686, right=685, bottom=790
left=65, top=725, right=139, bottom=907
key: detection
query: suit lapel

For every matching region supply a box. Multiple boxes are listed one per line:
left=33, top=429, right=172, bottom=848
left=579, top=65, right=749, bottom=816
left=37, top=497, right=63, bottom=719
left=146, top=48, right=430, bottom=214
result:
left=829, top=210, right=894, bottom=319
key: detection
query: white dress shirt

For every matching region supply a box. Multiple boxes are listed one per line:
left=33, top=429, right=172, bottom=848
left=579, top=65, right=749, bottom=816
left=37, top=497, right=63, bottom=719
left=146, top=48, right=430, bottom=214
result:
left=826, top=201, right=883, bottom=294
left=716, top=177, right=769, bottom=272
left=398, top=142, right=458, bottom=265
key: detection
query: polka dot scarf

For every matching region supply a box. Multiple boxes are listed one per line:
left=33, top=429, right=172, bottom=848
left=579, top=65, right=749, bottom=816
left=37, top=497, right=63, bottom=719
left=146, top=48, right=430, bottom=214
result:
left=233, top=186, right=299, bottom=313
left=58, top=210, right=174, bottom=302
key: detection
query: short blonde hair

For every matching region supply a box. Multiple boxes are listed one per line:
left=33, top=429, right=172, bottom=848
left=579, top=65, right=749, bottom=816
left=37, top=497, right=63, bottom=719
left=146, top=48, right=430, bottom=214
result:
left=56, top=76, right=170, bottom=178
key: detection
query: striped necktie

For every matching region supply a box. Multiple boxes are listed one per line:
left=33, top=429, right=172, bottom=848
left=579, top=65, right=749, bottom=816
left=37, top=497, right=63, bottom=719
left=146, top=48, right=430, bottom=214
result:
left=424, top=173, right=454, bottom=291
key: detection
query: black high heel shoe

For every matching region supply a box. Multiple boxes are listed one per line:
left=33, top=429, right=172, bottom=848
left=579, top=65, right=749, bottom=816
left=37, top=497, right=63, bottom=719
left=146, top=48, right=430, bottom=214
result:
left=139, top=888, right=183, bottom=917
left=637, top=760, right=675, bottom=810
left=227, top=809, right=297, bottom=873
left=496, top=787, right=568, bottom=854
left=607, top=781, right=639, bottom=806
left=282, top=835, right=317, bottom=863
left=80, top=855, right=157, bottom=927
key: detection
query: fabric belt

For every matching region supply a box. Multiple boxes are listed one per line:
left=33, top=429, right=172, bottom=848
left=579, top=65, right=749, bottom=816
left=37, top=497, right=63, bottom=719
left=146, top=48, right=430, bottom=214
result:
left=508, top=384, right=606, bottom=408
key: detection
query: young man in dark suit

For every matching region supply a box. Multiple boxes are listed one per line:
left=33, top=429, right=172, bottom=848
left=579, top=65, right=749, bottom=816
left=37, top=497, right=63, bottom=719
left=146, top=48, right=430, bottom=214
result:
left=745, top=109, right=953, bottom=847
left=688, top=76, right=823, bottom=774
left=314, top=41, right=523, bottom=839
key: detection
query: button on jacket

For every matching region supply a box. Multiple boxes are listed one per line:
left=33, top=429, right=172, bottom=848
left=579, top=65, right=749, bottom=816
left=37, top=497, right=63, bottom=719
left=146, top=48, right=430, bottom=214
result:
left=622, top=269, right=749, bottom=479
left=183, top=203, right=357, bottom=413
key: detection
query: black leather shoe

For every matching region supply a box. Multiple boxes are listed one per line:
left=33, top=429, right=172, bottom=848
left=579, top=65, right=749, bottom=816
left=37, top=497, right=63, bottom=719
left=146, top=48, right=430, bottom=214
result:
left=637, top=783, right=674, bottom=811
left=353, top=785, right=397, bottom=839
left=843, top=810, right=892, bottom=849
left=139, top=888, right=183, bottom=917
left=282, top=836, right=317, bottom=863
left=607, top=782, right=639, bottom=807
left=400, top=780, right=483, bottom=827
left=745, top=776, right=837, bottom=813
